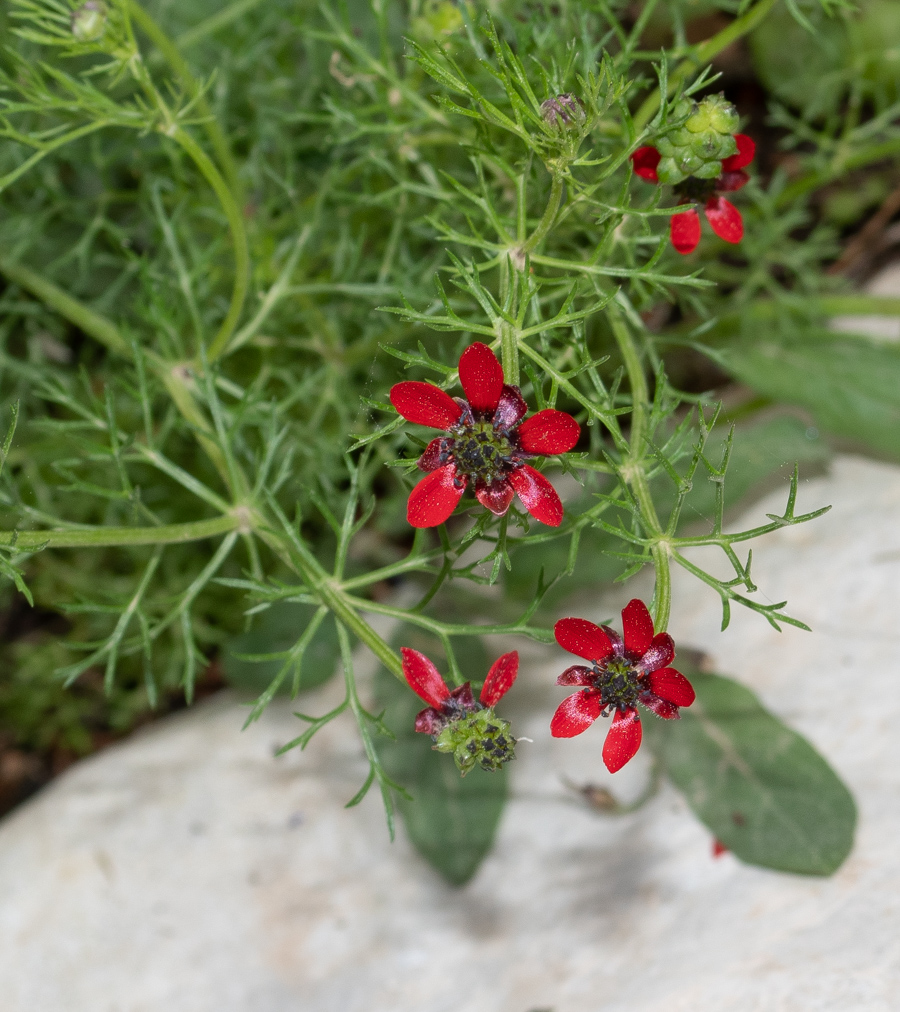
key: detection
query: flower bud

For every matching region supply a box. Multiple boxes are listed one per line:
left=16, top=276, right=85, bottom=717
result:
left=540, top=93, right=586, bottom=128
left=71, top=1, right=108, bottom=43
left=433, top=708, right=516, bottom=775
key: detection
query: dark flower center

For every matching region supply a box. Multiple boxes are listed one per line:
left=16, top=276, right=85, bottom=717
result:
left=442, top=696, right=480, bottom=720
left=450, top=419, right=516, bottom=482
left=673, top=175, right=719, bottom=201
left=590, top=656, right=643, bottom=714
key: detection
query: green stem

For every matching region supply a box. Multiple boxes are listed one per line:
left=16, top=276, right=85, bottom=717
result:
left=608, top=306, right=671, bottom=631
left=0, top=256, right=130, bottom=357
left=0, top=514, right=239, bottom=550
left=176, top=0, right=267, bottom=49
left=344, top=594, right=554, bottom=643
left=523, top=173, right=565, bottom=254
left=126, top=0, right=242, bottom=199
left=169, top=128, right=250, bottom=362
left=500, top=321, right=519, bottom=386
left=632, top=0, right=781, bottom=131
left=497, top=258, right=519, bottom=385
left=281, top=534, right=404, bottom=680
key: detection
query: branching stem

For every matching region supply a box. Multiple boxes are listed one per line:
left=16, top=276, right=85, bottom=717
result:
left=608, top=304, right=671, bottom=630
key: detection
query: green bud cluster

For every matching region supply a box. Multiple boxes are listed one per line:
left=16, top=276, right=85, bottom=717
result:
left=655, top=94, right=739, bottom=185
left=433, top=708, right=516, bottom=775
left=71, top=1, right=108, bottom=43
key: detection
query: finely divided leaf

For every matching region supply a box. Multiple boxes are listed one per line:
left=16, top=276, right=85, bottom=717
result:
left=223, top=602, right=340, bottom=697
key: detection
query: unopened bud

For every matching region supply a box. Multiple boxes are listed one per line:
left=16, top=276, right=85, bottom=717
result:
left=433, top=708, right=516, bottom=774
left=71, top=1, right=108, bottom=43
left=540, top=93, right=585, bottom=128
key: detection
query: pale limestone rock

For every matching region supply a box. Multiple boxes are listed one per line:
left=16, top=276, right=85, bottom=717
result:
left=0, top=455, right=898, bottom=1011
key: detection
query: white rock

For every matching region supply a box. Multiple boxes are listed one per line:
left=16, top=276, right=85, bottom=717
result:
left=1, top=455, right=899, bottom=1011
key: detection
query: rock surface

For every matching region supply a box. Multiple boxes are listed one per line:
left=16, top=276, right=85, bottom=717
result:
left=1, top=455, right=899, bottom=1011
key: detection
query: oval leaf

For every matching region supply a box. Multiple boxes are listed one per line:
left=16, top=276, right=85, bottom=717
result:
left=648, top=672, right=856, bottom=875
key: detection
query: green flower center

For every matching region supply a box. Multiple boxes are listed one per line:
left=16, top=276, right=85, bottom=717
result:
left=433, top=708, right=516, bottom=774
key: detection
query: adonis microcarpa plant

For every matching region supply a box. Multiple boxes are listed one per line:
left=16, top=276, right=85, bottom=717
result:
left=0, top=0, right=874, bottom=879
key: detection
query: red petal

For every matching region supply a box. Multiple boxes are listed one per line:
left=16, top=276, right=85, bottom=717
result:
left=414, top=707, right=445, bottom=734
left=622, top=599, right=654, bottom=656
left=639, top=690, right=679, bottom=720
left=401, top=647, right=450, bottom=707
left=508, top=464, right=564, bottom=526
left=648, top=667, right=695, bottom=707
left=554, top=617, right=614, bottom=662
left=517, top=410, right=581, bottom=455
left=448, top=682, right=477, bottom=710
left=716, top=170, right=749, bottom=193
left=630, top=146, right=661, bottom=183
left=713, top=839, right=729, bottom=858
left=550, top=690, right=603, bottom=738
left=406, top=464, right=466, bottom=528
left=475, top=477, right=515, bottom=516
left=556, top=664, right=595, bottom=686
left=459, top=342, right=504, bottom=414
left=640, top=632, right=675, bottom=672
left=493, top=385, right=527, bottom=429
left=480, top=651, right=518, bottom=706
left=721, top=133, right=755, bottom=171
left=390, top=382, right=463, bottom=429
left=418, top=437, right=450, bottom=473
left=602, top=708, right=642, bottom=773
left=670, top=208, right=701, bottom=255
left=704, top=197, right=743, bottom=244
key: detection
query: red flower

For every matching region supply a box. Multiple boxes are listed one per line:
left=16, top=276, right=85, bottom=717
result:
left=630, top=134, right=755, bottom=255
left=390, top=343, right=580, bottom=528
left=401, top=647, right=518, bottom=733
left=401, top=647, right=519, bottom=772
left=550, top=599, right=695, bottom=773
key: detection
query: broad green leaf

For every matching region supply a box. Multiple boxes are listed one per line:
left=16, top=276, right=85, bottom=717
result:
left=647, top=672, right=856, bottom=875
left=222, top=602, right=339, bottom=697
left=374, top=628, right=508, bottom=885
left=720, top=329, right=900, bottom=460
